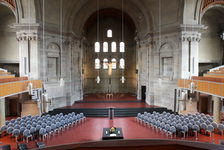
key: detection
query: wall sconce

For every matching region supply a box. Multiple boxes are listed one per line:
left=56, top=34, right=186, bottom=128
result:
left=220, top=31, right=224, bottom=40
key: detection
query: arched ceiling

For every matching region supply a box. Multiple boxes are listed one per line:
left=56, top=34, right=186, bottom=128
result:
left=34, top=0, right=184, bottom=39
left=63, top=0, right=152, bottom=38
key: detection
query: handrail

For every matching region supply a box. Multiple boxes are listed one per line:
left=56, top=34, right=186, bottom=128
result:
left=0, top=80, right=42, bottom=98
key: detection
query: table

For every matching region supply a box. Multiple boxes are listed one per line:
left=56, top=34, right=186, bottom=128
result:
left=102, top=128, right=124, bottom=140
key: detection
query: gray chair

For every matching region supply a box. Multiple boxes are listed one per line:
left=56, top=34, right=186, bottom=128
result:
left=46, top=126, right=52, bottom=137
left=12, top=129, right=20, bottom=142
left=7, top=127, right=13, bottom=135
left=0, top=125, right=7, bottom=136
left=14, top=125, right=20, bottom=130
left=206, top=125, right=214, bottom=137
left=30, top=127, right=36, bottom=134
left=39, top=128, right=47, bottom=141
left=23, top=129, right=32, bottom=143
left=26, top=124, right=32, bottom=130
left=200, top=123, right=207, bottom=134
left=168, top=126, right=176, bottom=138
left=36, top=125, right=41, bottom=132
left=19, top=127, right=26, bottom=135
left=192, top=124, right=200, bottom=140
left=51, top=124, right=56, bottom=135
left=218, top=124, right=224, bottom=135
left=181, top=125, right=188, bottom=139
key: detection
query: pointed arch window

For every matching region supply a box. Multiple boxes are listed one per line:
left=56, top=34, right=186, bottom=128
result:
left=111, top=42, right=116, bottom=52
left=120, top=42, right=125, bottom=52
left=107, top=29, right=112, bottom=38
left=112, top=58, right=117, bottom=69
left=103, top=58, right=108, bottom=69
left=120, top=58, right=125, bottom=69
left=103, top=42, right=108, bottom=52
left=95, top=58, right=100, bottom=69
left=95, top=42, right=100, bottom=52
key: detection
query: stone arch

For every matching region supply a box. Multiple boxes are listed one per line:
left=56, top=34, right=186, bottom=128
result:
left=0, top=0, right=18, bottom=22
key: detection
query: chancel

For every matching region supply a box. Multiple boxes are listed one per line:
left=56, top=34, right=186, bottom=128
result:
left=1, top=0, right=224, bottom=150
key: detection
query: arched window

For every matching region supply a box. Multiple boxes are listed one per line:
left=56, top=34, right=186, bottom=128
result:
left=112, top=58, right=116, bottom=69
left=111, top=42, right=116, bottom=52
left=95, top=58, right=100, bottom=69
left=107, top=29, right=112, bottom=38
left=120, top=42, right=125, bottom=52
left=103, top=42, right=108, bottom=52
left=103, top=58, right=108, bottom=69
left=120, top=58, right=125, bottom=69
left=95, top=42, right=100, bottom=52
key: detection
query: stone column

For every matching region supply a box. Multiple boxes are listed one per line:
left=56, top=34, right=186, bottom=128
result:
left=181, top=30, right=201, bottom=78
left=213, top=96, right=221, bottom=123
left=16, top=24, right=39, bottom=79
left=181, top=32, right=190, bottom=79
left=0, top=98, right=6, bottom=127
left=136, top=35, right=153, bottom=103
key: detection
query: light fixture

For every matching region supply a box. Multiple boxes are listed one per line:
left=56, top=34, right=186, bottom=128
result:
left=120, top=0, right=125, bottom=84
left=96, top=0, right=100, bottom=84
left=96, top=75, right=100, bottom=84
left=220, top=31, right=224, bottom=40
left=121, top=76, right=125, bottom=84
left=59, top=77, right=64, bottom=86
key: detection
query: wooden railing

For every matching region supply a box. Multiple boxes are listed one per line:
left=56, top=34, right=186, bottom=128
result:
left=0, top=75, right=15, bottom=79
left=0, top=80, right=42, bottom=97
left=0, top=77, right=28, bottom=83
left=178, top=79, right=224, bottom=97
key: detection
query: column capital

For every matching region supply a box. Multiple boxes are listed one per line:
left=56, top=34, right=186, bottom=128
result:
left=136, top=33, right=154, bottom=47
left=16, top=31, right=38, bottom=41
left=181, top=31, right=201, bottom=42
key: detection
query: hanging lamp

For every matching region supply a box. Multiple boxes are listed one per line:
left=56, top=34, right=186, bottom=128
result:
left=120, top=0, right=125, bottom=84
left=96, top=0, right=100, bottom=84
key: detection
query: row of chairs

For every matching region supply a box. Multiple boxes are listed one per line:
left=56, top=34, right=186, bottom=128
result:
left=0, top=112, right=86, bottom=143
left=136, top=111, right=224, bottom=140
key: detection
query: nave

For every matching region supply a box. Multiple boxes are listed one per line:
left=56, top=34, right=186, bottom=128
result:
left=1, top=94, right=224, bottom=150
left=1, top=116, right=224, bottom=149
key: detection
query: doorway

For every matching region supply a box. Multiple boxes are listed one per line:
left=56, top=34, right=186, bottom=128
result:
left=141, top=86, right=146, bottom=101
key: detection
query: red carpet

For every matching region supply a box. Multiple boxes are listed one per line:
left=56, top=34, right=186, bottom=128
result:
left=1, top=117, right=224, bottom=150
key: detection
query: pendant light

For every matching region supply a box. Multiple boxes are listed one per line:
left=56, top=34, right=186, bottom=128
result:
left=42, top=0, right=46, bottom=83
left=96, top=0, right=100, bottom=84
left=120, top=0, right=125, bottom=84
left=59, top=0, right=64, bottom=86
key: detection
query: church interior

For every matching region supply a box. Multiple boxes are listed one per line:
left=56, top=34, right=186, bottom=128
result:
left=1, top=0, right=224, bottom=149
